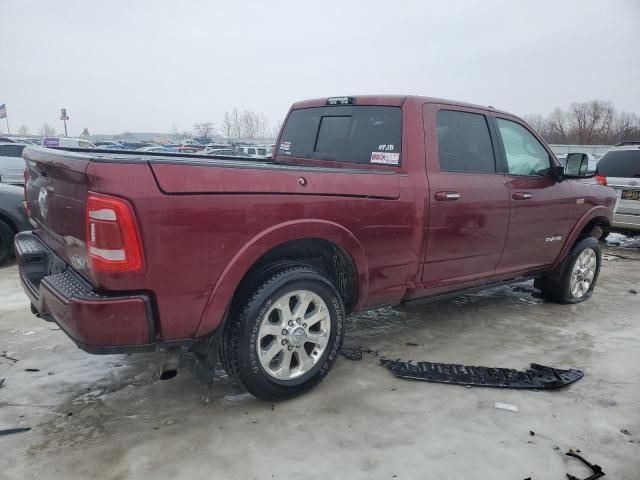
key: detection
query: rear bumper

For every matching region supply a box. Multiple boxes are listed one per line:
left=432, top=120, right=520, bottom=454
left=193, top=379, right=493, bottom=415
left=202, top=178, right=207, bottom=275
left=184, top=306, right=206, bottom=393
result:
left=611, top=213, right=640, bottom=233
left=14, top=231, right=156, bottom=354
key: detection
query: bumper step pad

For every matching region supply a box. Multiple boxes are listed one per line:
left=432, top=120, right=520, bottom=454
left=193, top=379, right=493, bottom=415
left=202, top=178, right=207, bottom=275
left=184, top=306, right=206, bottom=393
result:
left=380, top=360, right=583, bottom=389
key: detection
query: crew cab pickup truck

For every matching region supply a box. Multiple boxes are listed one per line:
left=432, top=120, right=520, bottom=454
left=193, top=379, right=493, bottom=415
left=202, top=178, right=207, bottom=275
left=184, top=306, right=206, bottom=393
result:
left=16, top=95, right=616, bottom=400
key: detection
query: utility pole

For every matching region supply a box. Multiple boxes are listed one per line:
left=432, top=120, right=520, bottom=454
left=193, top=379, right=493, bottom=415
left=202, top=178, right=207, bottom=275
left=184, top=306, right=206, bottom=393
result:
left=60, top=108, right=69, bottom=137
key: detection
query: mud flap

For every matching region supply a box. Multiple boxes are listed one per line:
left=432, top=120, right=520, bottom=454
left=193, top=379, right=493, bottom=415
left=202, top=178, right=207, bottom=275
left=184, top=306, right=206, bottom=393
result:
left=380, top=361, right=583, bottom=389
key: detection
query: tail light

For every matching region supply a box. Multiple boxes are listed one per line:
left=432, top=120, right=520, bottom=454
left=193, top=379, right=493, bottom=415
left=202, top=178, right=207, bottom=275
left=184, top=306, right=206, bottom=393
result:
left=86, top=192, right=143, bottom=273
left=596, top=175, right=607, bottom=186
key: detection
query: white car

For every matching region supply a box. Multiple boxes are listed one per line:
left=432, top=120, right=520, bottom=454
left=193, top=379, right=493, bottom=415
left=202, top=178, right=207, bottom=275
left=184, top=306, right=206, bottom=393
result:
left=41, top=137, right=95, bottom=148
left=0, top=142, right=26, bottom=185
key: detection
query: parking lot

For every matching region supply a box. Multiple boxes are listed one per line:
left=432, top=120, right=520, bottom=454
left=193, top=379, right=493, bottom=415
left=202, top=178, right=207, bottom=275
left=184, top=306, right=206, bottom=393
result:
left=0, top=236, right=638, bottom=480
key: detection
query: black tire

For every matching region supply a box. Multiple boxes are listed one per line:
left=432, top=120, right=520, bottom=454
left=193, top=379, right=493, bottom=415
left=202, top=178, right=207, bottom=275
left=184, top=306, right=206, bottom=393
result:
left=599, top=230, right=609, bottom=241
left=0, top=220, right=15, bottom=266
left=535, top=236, right=601, bottom=304
left=220, top=264, right=345, bottom=401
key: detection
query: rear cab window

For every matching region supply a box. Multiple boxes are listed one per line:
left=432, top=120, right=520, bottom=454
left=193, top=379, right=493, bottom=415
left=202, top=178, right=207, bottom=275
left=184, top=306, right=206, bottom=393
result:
left=277, top=105, right=402, bottom=166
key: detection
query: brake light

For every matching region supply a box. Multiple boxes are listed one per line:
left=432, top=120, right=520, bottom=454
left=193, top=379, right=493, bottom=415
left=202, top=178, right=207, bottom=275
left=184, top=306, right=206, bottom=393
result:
left=596, top=175, right=607, bottom=186
left=86, top=192, right=143, bottom=273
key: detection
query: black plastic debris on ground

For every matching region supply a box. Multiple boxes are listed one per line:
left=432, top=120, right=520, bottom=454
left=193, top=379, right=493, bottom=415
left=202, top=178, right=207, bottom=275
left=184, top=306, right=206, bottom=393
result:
left=380, top=360, right=583, bottom=389
left=340, top=346, right=380, bottom=361
left=0, top=427, right=31, bottom=436
left=566, top=452, right=605, bottom=480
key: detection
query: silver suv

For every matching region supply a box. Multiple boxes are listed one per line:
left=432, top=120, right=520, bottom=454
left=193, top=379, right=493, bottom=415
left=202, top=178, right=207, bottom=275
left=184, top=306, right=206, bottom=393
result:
left=597, top=142, right=640, bottom=236
left=0, top=142, right=26, bottom=186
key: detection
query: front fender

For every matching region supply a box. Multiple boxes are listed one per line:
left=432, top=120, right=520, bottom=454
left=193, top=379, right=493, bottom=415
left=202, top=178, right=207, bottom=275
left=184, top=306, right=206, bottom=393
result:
left=194, top=219, right=369, bottom=337
left=552, top=205, right=612, bottom=269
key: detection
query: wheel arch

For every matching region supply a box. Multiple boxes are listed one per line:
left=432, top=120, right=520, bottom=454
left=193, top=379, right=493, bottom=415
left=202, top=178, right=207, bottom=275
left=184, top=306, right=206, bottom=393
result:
left=195, top=219, right=368, bottom=337
left=552, top=207, right=611, bottom=269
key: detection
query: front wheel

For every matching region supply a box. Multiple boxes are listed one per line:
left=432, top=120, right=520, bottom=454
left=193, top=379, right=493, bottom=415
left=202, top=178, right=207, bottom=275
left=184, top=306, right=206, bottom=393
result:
left=221, top=264, right=345, bottom=401
left=535, top=236, right=601, bottom=304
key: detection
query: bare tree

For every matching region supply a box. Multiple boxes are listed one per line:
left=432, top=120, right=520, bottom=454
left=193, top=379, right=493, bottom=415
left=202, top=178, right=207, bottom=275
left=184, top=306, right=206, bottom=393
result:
left=18, top=125, right=29, bottom=136
left=38, top=123, right=56, bottom=136
left=193, top=121, right=216, bottom=139
left=221, top=112, right=233, bottom=139
left=527, top=100, right=640, bottom=145
left=230, top=108, right=242, bottom=139
left=523, top=114, right=551, bottom=138
left=271, top=119, right=283, bottom=139
left=221, top=108, right=274, bottom=140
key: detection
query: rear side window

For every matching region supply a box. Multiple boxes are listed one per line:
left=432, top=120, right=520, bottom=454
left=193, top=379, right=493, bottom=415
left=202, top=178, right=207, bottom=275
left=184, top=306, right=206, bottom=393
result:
left=0, top=144, right=25, bottom=157
left=436, top=111, right=496, bottom=173
left=597, top=150, right=640, bottom=178
left=277, top=106, right=402, bottom=165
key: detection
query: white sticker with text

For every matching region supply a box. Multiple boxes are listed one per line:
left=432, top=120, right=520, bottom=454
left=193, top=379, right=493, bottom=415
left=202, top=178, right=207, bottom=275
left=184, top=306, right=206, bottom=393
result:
left=370, top=152, right=400, bottom=165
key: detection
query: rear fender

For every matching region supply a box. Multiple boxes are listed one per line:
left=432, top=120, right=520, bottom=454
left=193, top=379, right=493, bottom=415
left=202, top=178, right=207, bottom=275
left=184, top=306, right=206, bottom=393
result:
left=194, top=219, right=368, bottom=337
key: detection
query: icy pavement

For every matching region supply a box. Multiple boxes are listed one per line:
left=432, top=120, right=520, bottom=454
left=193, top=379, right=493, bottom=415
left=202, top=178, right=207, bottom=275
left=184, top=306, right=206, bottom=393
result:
left=1, top=240, right=639, bottom=479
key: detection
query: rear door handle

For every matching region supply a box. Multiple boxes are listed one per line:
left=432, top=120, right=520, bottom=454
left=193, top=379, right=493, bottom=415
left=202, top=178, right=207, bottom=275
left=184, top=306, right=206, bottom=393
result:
left=435, top=191, right=461, bottom=201
left=512, top=192, right=533, bottom=200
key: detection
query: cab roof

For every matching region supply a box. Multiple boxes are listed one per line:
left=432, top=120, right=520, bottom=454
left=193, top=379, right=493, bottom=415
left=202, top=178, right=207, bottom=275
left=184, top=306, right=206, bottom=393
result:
left=291, top=95, right=513, bottom=116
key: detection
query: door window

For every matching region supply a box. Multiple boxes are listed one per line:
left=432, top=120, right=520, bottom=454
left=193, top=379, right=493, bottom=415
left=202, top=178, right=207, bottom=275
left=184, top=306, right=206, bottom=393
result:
left=496, top=119, right=551, bottom=176
left=436, top=111, right=496, bottom=173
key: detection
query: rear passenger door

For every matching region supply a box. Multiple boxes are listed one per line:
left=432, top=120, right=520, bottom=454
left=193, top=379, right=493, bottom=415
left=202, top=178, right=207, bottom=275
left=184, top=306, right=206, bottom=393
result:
left=493, top=116, right=577, bottom=272
left=421, top=105, right=510, bottom=288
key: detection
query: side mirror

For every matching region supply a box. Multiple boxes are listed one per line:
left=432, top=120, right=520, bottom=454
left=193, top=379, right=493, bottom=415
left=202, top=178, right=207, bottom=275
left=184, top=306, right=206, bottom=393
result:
left=564, top=153, right=594, bottom=178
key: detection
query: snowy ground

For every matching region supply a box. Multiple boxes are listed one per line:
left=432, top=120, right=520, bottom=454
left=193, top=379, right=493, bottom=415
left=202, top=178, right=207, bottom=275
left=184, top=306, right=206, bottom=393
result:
left=1, top=239, right=639, bottom=480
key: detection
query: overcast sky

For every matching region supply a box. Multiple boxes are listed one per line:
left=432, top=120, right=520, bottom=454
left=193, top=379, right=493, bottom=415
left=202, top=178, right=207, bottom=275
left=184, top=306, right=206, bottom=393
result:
left=1, top=0, right=639, bottom=136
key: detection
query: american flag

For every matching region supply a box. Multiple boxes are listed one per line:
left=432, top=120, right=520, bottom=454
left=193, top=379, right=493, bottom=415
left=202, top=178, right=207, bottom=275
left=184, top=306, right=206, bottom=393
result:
left=0, top=104, right=6, bottom=119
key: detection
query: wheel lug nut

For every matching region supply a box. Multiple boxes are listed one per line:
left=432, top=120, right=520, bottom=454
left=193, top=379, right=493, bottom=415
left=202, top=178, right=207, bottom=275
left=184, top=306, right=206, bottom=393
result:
left=282, top=329, right=288, bottom=335
left=288, top=320, right=294, bottom=327
left=296, top=318, right=301, bottom=324
left=303, top=323, right=307, bottom=328
left=281, top=339, right=287, bottom=345
left=288, top=345, right=293, bottom=351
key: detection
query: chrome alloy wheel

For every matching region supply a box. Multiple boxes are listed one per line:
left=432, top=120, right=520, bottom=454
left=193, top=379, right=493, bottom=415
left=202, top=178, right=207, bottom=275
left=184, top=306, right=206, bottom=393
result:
left=257, top=290, right=331, bottom=381
left=570, top=248, right=597, bottom=299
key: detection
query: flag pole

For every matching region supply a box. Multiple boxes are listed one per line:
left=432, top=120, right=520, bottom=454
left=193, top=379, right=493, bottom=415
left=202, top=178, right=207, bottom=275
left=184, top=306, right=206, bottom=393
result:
left=5, top=116, right=10, bottom=135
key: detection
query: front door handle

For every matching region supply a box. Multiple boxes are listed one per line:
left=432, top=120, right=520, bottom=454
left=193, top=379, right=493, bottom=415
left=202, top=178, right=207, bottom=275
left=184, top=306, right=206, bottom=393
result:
left=513, top=192, right=533, bottom=200
left=435, top=191, right=461, bottom=201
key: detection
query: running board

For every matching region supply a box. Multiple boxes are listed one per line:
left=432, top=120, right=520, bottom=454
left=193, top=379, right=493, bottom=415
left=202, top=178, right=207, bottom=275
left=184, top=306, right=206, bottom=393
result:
left=381, top=360, right=583, bottom=389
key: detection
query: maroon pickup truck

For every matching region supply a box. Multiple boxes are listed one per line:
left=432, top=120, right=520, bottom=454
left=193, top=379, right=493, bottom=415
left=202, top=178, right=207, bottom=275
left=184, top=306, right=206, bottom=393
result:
left=16, top=95, right=616, bottom=400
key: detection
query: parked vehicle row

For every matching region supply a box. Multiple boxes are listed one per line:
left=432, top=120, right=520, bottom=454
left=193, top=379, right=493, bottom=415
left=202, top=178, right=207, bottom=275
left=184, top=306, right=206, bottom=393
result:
left=595, top=143, right=640, bottom=236
left=15, top=95, right=616, bottom=400
left=0, top=183, right=30, bottom=264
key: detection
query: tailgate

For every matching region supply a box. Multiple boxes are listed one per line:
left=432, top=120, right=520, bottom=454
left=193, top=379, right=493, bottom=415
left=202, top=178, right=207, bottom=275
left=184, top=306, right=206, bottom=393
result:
left=23, top=146, right=92, bottom=277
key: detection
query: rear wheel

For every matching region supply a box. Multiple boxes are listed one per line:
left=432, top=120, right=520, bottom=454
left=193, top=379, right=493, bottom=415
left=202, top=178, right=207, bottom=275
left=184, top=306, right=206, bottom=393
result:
left=0, top=220, right=15, bottom=265
left=535, top=236, right=601, bottom=304
left=221, top=264, right=345, bottom=401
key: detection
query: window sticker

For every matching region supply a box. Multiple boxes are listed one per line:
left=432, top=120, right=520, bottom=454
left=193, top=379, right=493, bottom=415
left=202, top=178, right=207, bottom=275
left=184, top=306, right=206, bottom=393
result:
left=279, top=141, right=291, bottom=153
left=370, top=152, right=400, bottom=165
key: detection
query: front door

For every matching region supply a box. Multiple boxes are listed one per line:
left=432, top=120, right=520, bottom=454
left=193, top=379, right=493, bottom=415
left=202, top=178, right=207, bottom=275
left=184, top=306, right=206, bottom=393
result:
left=421, top=105, right=510, bottom=289
left=493, top=116, right=577, bottom=273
